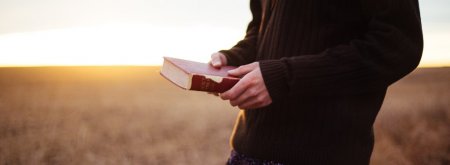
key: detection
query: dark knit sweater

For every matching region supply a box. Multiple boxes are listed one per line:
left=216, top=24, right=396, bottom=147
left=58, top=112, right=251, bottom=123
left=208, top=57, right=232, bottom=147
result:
left=219, top=0, right=423, bottom=164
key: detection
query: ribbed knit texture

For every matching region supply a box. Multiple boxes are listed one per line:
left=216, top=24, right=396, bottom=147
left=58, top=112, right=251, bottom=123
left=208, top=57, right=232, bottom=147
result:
left=220, top=0, right=423, bottom=164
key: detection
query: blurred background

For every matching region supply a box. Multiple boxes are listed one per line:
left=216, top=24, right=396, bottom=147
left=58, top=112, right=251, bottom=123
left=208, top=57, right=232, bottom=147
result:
left=0, top=0, right=449, bottom=164
left=0, top=0, right=449, bottom=66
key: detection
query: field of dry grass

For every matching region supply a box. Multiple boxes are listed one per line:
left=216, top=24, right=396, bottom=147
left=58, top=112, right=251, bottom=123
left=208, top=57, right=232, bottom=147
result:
left=0, top=67, right=448, bottom=165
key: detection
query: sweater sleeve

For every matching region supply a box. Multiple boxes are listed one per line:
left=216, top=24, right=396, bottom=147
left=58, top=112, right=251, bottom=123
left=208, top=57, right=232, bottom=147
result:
left=259, top=0, right=423, bottom=100
left=219, top=0, right=261, bottom=66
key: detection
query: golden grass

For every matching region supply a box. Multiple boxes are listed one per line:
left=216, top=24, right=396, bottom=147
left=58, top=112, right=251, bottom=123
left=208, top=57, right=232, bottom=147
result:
left=371, top=68, right=450, bottom=165
left=0, top=67, right=448, bottom=165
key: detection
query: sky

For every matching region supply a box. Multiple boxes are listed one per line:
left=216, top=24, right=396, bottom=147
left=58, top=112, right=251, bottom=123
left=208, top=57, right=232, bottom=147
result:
left=0, top=0, right=449, bottom=67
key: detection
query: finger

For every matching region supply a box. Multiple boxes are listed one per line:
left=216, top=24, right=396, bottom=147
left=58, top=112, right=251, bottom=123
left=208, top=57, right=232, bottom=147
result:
left=229, top=87, right=261, bottom=106
left=218, top=53, right=227, bottom=65
left=210, top=54, right=222, bottom=68
left=228, top=62, right=258, bottom=77
left=210, top=52, right=227, bottom=68
left=237, top=96, right=259, bottom=109
left=231, top=95, right=256, bottom=108
left=220, top=76, right=252, bottom=100
left=238, top=94, right=271, bottom=109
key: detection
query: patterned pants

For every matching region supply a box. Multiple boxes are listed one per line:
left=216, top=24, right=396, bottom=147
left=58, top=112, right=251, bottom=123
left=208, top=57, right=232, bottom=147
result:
left=226, top=150, right=285, bottom=165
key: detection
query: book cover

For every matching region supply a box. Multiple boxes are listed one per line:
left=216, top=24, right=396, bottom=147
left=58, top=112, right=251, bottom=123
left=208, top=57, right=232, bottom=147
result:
left=160, top=57, right=239, bottom=93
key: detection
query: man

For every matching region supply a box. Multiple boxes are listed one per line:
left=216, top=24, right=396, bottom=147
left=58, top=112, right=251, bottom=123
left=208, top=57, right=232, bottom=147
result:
left=210, top=0, right=423, bottom=164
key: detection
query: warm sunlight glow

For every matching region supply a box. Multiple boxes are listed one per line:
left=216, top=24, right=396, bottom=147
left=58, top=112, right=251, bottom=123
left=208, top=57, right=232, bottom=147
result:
left=0, top=24, right=244, bottom=66
left=0, top=23, right=449, bottom=67
left=0, top=0, right=449, bottom=67
left=420, top=23, right=450, bottom=67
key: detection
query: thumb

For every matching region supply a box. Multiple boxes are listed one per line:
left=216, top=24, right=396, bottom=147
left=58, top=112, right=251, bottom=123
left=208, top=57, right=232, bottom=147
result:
left=210, top=58, right=222, bottom=67
left=228, top=62, right=258, bottom=77
left=210, top=52, right=226, bottom=68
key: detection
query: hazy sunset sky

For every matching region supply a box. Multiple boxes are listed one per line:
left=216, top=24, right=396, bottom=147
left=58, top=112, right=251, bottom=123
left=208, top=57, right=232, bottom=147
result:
left=0, top=0, right=449, bottom=67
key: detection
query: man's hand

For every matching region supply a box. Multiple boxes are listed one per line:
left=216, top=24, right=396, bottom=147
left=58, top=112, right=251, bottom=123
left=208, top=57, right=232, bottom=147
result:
left=220, top=62, right=272, bottom=109
left=209, top=52, right=228, bottom=68
left=208, top=52, right=228, bottom=96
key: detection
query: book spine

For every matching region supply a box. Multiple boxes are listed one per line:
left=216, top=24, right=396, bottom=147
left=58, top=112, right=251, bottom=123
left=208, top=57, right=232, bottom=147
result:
left=190, top=75, right=239, bottom=93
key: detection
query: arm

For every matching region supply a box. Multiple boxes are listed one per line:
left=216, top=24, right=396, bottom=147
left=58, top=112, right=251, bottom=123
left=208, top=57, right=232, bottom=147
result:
left=219, top=0, right=262, bottom=66
left=259, top=0, right=424, bottom=101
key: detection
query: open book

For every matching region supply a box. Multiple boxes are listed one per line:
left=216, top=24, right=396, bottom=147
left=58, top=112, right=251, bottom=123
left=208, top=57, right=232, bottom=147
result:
left=160, top=57, right=239, bottom=93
